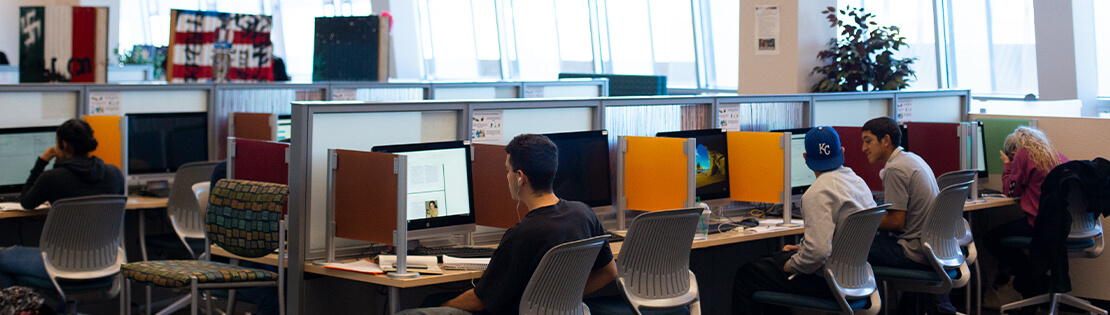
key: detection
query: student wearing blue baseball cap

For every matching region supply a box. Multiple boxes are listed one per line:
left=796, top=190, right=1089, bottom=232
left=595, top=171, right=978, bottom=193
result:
left=731, top=126, right=876, bottom=314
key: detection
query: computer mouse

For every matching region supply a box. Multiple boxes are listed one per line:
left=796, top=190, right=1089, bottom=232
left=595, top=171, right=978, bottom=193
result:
left=738, top=217, right=759, bottom=228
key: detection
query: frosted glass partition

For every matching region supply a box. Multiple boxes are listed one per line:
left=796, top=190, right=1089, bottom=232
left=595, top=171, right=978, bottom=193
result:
left=814, top=99, right=890, bottom=126
left=308, top=111, right=459, bottom=251
left=718, top=102, right=806, bottom=131
left=435, top=86, right=518, bottom=100
left=605, top=105, right=685, bottom=145
left=356, top=88, right=425, bottom=102
left=0, top=92, right=77, bottom=128
left=903, top=96, right=963, bottom=122
left=120, top=90, right=208, bottom=114
left=532, top=85, right=603, bottom=98
left=490, top=107, right=594, bottom=144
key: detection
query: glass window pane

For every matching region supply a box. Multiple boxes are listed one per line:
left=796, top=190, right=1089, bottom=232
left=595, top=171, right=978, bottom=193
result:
left=1095, top=1, right=1110, bottom=96
left=705, top=0, right=739, bottom=89
left=951, top=0, right=1038, bottom=96
left=605, top=0, right=697, bottom=88
left=419, top=0, right=502, bottom=80
left=836, top=1, right=938, bottom=90
left=605, top=0, right=654, bottom=75
left=510, top=0, right=594, bottom=80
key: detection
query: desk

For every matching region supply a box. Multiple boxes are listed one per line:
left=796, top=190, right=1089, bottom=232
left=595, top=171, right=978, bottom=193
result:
left=212, top=218, right=805, bottom=314
left=964, top=196, right=1018, bottom=212
left=0, top=196, right=168, bottom=219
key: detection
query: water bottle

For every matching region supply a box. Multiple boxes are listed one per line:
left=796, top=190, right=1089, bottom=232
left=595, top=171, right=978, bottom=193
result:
left=696, top=201, right=711, bottom=240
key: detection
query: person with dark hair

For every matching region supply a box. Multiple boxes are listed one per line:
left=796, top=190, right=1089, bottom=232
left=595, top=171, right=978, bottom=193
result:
left=860, top=116, right=953, bottom=314
left=0, top=118, right=124, bottom=289
left=398, top=134, right=617, bottom=315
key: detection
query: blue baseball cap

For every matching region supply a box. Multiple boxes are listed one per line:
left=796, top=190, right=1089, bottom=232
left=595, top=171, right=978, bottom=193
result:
left=804, top=126, right=844, bottom=172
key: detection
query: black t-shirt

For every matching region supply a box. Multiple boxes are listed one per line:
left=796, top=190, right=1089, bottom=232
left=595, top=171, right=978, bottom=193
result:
left=474, top=199, right=613, bottom=314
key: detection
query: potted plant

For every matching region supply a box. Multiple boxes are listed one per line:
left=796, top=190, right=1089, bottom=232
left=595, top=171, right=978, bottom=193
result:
left=811, top=5, right=916, bottom=92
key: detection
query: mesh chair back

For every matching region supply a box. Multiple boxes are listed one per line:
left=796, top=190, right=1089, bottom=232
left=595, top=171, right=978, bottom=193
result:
left=167, top=161, right=219, bottom=240
left=519, top=235, right=608, bottom=315
left=826, top=205, right=888, bottom=298
left=1064, top=180, right=1102, bottom=239
left=206, top=179, right=288, bottom=258
left=936, top=170, right=977, bottom=191
left=920, top=181, right=972, bottom=267
left=40, top=195, right=128, bottom=278
left=617, top=208, right=701, bottom=299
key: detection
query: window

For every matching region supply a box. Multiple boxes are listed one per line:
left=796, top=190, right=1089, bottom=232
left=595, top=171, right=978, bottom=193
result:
left=703, top=0, right=739, bottom=89
left=417, top=0, right=502, bottom=80
left=604, top=0, right=698, bottom=88
left=507, top=0, right=595, bottom=80
left=949, top=0, right=1038, bottom=96
left=839, top=0, right=940, bottom=91
left=1095, top=1, right=1110, bottom=97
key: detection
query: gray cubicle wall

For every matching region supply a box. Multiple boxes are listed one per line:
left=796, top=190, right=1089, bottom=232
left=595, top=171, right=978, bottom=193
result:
left=0, top=85, right=82, bottom=128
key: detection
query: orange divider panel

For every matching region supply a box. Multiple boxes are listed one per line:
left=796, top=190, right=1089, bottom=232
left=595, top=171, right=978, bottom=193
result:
left=471, top=144, right=521, bottom=229
left=332, top=149, right=399, bottom=245
left=231, top=112, right=277, bottom=141
left=85, top=115, right=122, bottom=169
left=624, top=136, right=689, bottom=211
left=728, top=131, right=784, bottom=203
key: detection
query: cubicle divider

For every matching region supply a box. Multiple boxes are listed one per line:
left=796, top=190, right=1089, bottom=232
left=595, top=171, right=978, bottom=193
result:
left=229, top=112, right=278, bottom=141
left=614, top=136, right=695, bottom=229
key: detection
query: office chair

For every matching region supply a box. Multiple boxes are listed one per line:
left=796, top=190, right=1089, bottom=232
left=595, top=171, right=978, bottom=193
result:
left=936, top=170, right=977, bottom=193
left=999, top=180, right=1106, bottom=315
left=939, top=170, right=981, bottom=315
left=22, top=195, right=128, bottom=315
left=873, top=181, right=972, bottom=314
left=122, top=179, right=288, bottom=315
left=753, top=205, right=888, bottom=315
left=519, top=235, right=609, bottom=315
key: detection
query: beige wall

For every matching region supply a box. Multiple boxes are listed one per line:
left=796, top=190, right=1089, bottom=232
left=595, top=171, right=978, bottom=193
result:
left=737, top=0, right=835, bottom=94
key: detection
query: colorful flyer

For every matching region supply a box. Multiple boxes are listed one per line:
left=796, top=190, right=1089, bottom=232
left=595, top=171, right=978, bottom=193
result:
left=471, top=110, right=503, bottom=143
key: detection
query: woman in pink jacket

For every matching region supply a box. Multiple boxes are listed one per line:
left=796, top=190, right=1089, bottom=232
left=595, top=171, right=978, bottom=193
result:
left=984, top=126, right=1068, bottom=300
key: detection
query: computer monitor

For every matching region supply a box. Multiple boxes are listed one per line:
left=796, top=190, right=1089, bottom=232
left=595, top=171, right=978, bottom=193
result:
left=543, top=130, right=613, bottom=207
left=974, top=122, right=988, bottom=177
left=277, top=115, right=291, bottom=141
left=656, top=129, right=730, bottom=200
left=372, top=140, right=476, bottom=240
left=771, top=128, right=817, bottom=195
left=0, top=127, right=57, bottom=195
left=127, top=112, right=209, bottom=175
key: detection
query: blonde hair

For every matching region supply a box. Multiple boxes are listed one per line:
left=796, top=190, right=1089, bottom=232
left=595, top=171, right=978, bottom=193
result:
left=1003, top=126, right=1061, bottom=172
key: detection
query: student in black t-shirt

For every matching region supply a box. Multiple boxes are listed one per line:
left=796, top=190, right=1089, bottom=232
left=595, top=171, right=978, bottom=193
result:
left=399, top=134, right=617, bottom=315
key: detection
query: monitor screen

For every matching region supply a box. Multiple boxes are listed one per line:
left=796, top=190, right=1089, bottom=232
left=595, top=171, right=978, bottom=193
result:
left=656, top=129, right=729, bottom=200
left=127, top=113, right=209, bottom=175
left=771, top=128, right=816, bottom=194
left=543, top=130, right=613, bottom=207
left=0, top=127, right=57, bottom=194
left=277, top=115, right=291, bottom=141
left=373, top=141, right=475, bottom=232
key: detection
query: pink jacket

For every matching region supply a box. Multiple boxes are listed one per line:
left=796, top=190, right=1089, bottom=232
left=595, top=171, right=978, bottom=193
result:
left=1002, top=148, right=1068, bottom=226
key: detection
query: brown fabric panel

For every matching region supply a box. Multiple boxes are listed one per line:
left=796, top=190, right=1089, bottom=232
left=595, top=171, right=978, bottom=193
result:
left=230, top=112, right=276, bottom=141
left=333, top=149, right=398, bottom=244
left=471, top=144, right=521, bottom=229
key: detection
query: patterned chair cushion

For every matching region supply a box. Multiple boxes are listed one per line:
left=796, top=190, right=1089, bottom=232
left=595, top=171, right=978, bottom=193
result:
left=121, top=260, right=277, bottom=289
left=207, top=179, right=288, bottom=258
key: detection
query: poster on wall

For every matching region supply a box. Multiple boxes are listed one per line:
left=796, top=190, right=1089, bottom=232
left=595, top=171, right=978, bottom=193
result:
left=754, top=5, right=780, bottom=55
left=718, top=104, right=741, bottom=131
left=167, top=9, right=274, bottom=83
left=19, top=6, right=109, bottom=83
left=471, top=110, right=503, bottom=143
left=896, top=98, right=914, bottom=122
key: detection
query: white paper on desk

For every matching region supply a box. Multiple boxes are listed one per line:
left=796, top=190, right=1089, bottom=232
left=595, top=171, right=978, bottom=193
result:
left=320, top=259, right=384, bottom=274
left=0, top=202, right=47, bottom=211
left=378, top=255, right=441, bottom=272
left=442, top=256, right=491, bottom=270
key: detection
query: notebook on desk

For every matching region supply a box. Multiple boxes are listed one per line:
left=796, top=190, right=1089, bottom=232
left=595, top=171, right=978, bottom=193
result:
left=0, top=202, right=46, bottom=211
left=378, top=255, right=443, bottom=274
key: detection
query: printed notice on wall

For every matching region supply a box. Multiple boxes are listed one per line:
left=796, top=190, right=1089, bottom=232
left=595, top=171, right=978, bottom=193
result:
left=471, top=110, right=503, bottom=143
left=755, top=5, right=780, bottom=55
left=896, top=98, right=913, bottom=122
left=331, top=89, right=358, bottom=101
left=88, top=91, right=121, bottom=115
left=718, top=104, right=741, bottom=131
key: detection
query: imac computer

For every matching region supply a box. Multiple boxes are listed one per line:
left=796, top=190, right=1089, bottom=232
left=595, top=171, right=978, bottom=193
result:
left=372, top=140, right=476, bottom=240
left=656, top=129, right=730, bottom=200
left=771, top=128, right=817, bottom=195
left=277, top=115, right=291, bottom=141
left=0, top=127, right=57, bottom=198
left=543, top=130, right=613, bottom=207
left=127, top=113, right=209, bottom=191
